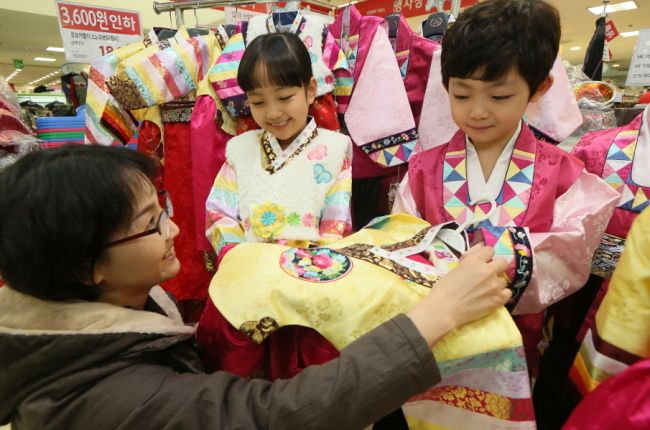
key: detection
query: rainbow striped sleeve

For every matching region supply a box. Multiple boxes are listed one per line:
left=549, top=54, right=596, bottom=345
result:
left=206, top=162, right=245, bottom=255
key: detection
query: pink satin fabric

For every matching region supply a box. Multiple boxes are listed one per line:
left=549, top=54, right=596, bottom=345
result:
left=190, top=95, right=232, bottom=251
left=562, top=357, right=650, bottom=430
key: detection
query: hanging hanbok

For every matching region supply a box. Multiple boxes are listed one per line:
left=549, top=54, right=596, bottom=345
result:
left=567, top=108, right=650, bottom=398
left=328, top=5, right=422, bottom=178
left=104, top=31, right=224, bottom=302
left=208, top=11, right=343, bottom=134
left=393, top=121, right=619, bottom=369
left=197, top=214, right=537, bottom=430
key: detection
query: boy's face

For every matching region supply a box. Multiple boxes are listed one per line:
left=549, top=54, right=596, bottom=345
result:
left=447, top=68, right=551, bottom=149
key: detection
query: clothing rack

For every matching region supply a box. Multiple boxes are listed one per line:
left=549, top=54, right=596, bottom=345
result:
left=153, top=0, right=335, bottom=27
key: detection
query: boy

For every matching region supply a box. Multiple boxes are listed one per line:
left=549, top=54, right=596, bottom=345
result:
left=393, top=0, right=618, bottom=394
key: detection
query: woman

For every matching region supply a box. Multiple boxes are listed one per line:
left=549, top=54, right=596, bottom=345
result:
left=0, top=145, right=510, bottom=430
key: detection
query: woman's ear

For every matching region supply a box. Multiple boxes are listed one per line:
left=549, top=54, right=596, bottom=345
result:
left=307, top=77, right=317, bottom=104
left=530, top=75, right=554, bottom=103
left=78, top=260, right=105, bottom=286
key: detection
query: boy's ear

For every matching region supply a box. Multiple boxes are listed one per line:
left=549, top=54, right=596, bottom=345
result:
left=530, top=75, right=554, bottom=103
left=307, top=77, right=317, bottom=104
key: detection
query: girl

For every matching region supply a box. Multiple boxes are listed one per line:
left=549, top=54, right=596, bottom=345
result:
left=205, top=32, right=353, bottom=256
left=0, top=145, right=510, bottom=430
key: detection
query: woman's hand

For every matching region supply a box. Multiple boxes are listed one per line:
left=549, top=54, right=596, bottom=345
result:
left=407, top=246, right=511, bottom=347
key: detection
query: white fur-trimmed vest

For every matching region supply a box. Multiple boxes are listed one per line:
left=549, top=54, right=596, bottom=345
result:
left=227, top=128, right=351, bottom=242
left=245, top=14, right=335, bottom=97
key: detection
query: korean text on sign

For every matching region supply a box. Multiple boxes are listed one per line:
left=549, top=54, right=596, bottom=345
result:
left=55, top=1, right=143, bottom=63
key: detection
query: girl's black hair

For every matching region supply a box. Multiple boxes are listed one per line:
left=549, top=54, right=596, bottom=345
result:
left=238, top=32, right=313, bottom=91
left=0, top=144, right=157, bottom=302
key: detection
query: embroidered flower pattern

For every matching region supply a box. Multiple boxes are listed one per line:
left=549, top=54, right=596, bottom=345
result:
left=302, top=213, right=315, bottom=227
left=287, top=212, right=301, bottom=226
left=250, top=202, right=287, bottom=238
left=280, top=248, right=352, bottom=282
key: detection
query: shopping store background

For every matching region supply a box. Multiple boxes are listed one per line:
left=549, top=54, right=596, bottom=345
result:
left=0, top=0, right=648, bottom=95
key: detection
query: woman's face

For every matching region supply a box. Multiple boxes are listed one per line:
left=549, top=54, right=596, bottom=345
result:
left=94, top=178, right=180, bottom=299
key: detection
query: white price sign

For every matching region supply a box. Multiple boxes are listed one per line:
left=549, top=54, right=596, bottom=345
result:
left=224, top=6, right=267, bottom=25
left=55, top=1, right=143, bottom=63
left=626, top=29, right=650, bottom=87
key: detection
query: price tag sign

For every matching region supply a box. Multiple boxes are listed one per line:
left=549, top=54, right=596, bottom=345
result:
left=605, top=20, right=619, bottom=42
left=55, top=1, right=143, bottom=63
left=626, top=29, right=650, bottom=87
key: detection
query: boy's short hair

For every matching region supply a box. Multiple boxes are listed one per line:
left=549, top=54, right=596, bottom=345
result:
left=441, top=0, right=561, bottom=97
left=0, top=145, right=157, bottom=302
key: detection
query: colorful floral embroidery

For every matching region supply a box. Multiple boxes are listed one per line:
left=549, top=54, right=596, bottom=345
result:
left=307, top=146, right=328, bottom=160
left=590, top=233, right=625, bottom=279
left=313, top=164, right=332, bottom=184
left=250, top=202, right=287, bottom=238
left=302, top=213, right=315, bottom=227
left=508, top=226, right=533, bottom=311
left=360, top=127, right=418, bottom=154
left=287, top=212, right=301, bottom=226
left=262, top=119, right=318, bottom=174
left=280, top=248, right=352, bottom=282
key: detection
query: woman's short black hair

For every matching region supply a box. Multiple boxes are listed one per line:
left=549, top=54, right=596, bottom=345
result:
left=441, top=0, right=561, bottom=97
left=0, top=145, right=157, bottom=302
left=238, top=32, right=313, bottom=92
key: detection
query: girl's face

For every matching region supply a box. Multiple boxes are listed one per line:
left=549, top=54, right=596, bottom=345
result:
left=247, top=77, right=317, bottom=149
left=93, top=178, right=180, bottom=303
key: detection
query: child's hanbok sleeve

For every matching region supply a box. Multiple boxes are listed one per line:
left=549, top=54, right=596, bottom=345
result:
left=393, top=171, right=619, bottom=314
left=479, top=171, right=619, bottom=314
left=318, top=157, right=353, bottom=246
left=205, top=162, right=245, bottom=255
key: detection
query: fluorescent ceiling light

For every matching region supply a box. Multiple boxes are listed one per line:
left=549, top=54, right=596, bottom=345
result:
left=588, top=1, right=637, bottom=14
left=613, top=64, right=620, bottom=67
left=337, top=1, right=357, bottom=7
left=34, top=57, right=56, bottom=62
left=47, top=47, right=65, bottom=52
left=571, top=46, right=581, bottom=50
left=621, top=31, right=640, bottom=37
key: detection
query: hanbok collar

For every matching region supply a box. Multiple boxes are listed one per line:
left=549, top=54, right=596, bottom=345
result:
left=631, top=107, right=650, bottom=187
left=466, top=121, right=521, bottom=202
left=267, top=11, right=304, bottom=35
left=601, top=108, right=650, bottom=212
left=262, top=116, right=318, bottom=174
left=443, top=121, right=537, bottom=230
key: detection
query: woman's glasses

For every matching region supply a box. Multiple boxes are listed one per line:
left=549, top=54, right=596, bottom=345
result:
left=106, top=190, right=174, bottom=247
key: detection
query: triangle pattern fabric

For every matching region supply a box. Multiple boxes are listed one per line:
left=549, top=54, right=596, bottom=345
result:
left=509, top=171, right=533, bottom=185
left=443, top=139, right=536, bottom=230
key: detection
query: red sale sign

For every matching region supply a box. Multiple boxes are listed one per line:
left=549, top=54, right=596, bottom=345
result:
left=55, top=1, right=143, bottom=63
left=605, top=20, right=619, bottom=42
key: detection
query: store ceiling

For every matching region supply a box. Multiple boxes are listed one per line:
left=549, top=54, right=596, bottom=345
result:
left=0, top=0, right=649, bottom=86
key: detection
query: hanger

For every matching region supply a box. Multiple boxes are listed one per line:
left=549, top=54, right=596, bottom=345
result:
left=384, top=13, right=401, bottom=39
left=187, top=2, right=210, bottom=37
left=422, top=11, right=449, bottom=39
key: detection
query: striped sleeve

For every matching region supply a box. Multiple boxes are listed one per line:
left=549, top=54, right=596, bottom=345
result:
left=318, top=157, right=353, bottom=246
left=206, top=162, right=245, bottom=255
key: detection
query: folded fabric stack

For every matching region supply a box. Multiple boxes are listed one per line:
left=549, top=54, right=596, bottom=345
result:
left=37, top=116, right=138, bottom=150
left=37, top=117, right=85, bottom=149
